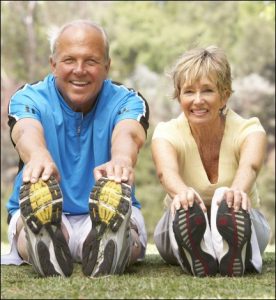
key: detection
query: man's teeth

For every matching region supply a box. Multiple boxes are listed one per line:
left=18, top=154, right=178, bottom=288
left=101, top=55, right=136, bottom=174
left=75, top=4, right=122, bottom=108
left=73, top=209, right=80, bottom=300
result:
left=71, top=81, right=88, bottom=85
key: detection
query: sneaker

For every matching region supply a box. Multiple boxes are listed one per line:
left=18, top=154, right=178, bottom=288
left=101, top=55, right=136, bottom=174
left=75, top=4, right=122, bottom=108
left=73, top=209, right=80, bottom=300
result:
left=172, top=202, right=217, bottom=277
left=19, top=176, right=73, bottom=277
left=216, top=199, right=251, bottom=276
left=82, top=177, right=132, bottom=277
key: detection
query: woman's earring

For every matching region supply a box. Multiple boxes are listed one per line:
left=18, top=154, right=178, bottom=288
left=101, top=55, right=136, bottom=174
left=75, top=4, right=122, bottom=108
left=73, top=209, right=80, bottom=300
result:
left=219, top=105, right=228, bottom=117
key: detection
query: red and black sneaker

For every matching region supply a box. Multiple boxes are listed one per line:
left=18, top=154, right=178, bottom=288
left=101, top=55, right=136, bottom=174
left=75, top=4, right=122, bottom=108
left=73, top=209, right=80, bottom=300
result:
left=216, top=199, right=251, bottom=276
left=173, top=201, right=217, bottom=277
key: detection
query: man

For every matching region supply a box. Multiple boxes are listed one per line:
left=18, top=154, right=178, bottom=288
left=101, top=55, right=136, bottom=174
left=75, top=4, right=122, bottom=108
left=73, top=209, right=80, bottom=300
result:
left=1, top=20, right=149, bottom=277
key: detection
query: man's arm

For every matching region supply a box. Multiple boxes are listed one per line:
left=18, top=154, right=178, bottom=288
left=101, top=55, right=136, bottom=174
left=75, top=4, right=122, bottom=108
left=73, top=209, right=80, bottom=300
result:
left=11, top=118, right=60, bottom=183
left=94, top=119, right=146, bottom=184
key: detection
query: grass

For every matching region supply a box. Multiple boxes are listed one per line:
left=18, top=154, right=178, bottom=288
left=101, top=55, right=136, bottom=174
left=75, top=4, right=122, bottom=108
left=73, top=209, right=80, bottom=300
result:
left=1, top=244, right=275, bottom=299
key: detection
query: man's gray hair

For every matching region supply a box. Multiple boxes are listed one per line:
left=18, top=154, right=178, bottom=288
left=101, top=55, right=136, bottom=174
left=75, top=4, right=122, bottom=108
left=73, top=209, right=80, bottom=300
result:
left=47, top=20, right=110, bottom=61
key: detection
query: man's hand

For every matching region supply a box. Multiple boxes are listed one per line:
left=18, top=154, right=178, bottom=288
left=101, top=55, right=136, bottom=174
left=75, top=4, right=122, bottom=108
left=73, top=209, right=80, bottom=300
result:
left=94, top=119, right=146, bottom=186
left=22, top=149, right=60, bottom=183
left=94, top=156, right=134, bottom=185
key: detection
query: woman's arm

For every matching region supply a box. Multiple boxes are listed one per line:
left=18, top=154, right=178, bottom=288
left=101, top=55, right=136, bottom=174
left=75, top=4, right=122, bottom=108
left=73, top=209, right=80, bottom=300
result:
left=225, top=131, right=267, bottom=211
left=151, top=138, right=206, bottom=215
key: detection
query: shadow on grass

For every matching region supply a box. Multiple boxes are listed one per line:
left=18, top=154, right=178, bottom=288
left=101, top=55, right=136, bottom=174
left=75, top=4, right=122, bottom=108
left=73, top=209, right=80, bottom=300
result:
left=127, top=251, right=275, bottom=278
left=1, top=251, right=275, bottom=279
left=1, top=252, right=275, bottom=299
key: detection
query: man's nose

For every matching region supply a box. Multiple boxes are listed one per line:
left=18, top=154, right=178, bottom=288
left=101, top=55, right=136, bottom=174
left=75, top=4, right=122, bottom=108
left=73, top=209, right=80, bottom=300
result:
left=73, top=62, right=87, bottom=75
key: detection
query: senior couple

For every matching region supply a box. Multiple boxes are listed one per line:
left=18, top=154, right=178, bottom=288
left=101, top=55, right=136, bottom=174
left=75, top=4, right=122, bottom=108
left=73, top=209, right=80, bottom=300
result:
left=1, top=20, right=270, bottom=278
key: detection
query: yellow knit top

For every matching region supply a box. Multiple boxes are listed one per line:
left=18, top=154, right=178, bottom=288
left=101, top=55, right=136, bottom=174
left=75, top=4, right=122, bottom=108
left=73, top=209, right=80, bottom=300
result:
left=152, top=109, right=266, bottom=208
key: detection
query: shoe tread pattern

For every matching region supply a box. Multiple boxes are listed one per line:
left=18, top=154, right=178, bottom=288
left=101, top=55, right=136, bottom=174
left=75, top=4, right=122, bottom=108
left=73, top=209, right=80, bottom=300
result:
left=173, top=202, right=217, bottom=277
left=19, top=176, right=62, bottom=234
left=216, top=200, right=251, bottom=276
left=82, top=177, right=131, bottom=277
left=19, top=176, right=73, bottom=277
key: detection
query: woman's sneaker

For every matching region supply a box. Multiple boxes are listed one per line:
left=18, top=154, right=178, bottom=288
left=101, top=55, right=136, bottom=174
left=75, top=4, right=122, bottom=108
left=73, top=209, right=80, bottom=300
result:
left=216, top=200, right=251, bottom=276
left=19, top=176, right=73, bottom=277
left=82, top=177, right=132, bottom=277
left=173, top=202, right=217, bottom=277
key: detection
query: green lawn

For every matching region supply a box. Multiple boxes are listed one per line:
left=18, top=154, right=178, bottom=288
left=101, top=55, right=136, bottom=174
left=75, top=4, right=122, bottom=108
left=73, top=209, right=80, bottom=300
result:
left=1, top=244, right=275, bottom=299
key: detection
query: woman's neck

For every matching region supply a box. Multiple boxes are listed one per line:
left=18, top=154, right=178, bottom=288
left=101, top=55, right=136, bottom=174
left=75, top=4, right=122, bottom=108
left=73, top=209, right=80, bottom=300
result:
left=189, top=116, right=226, bottom=144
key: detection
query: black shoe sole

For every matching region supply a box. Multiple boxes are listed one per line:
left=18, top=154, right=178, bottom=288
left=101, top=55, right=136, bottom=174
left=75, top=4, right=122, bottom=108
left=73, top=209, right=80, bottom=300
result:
left=82, top=177, right=131, bottom=277
left=19, top=176, right=73, bottom=277
left=216, top=200, right=251, bottom=276
left=173, top=202, right=217, bottom=277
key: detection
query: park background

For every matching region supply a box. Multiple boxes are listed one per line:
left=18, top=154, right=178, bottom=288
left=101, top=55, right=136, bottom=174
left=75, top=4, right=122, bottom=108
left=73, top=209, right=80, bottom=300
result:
left=1, top=2, right=275, bottom=299
left=1, top=1, right=275, bottom=249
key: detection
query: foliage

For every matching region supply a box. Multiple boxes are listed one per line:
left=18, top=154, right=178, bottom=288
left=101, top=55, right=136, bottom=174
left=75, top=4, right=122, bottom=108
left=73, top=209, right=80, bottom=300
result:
left=1, top=1, right=275, bottom=245
left=1, top=1, right=275, bottom=81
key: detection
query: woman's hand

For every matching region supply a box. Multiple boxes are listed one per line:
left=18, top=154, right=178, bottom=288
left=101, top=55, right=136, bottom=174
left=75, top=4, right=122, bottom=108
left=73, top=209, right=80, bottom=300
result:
left=170, top=187, right=207, bottom=217
left=221, top=188, right=251, bottom=211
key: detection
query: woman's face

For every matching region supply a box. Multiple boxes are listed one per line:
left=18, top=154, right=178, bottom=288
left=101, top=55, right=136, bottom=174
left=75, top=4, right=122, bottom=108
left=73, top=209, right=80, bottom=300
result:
left=179, top=77, right=227, bottom=126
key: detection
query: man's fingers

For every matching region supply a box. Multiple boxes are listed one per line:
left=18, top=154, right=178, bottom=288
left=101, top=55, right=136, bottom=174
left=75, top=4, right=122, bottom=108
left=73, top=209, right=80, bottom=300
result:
left=94, top=167, right=105, bottom=182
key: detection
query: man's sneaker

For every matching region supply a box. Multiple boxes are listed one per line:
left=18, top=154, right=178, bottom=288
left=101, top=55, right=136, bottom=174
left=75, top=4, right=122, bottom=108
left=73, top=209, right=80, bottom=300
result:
left=173, top=202, right=217, bottom=277
left=216, top=199, right=251, bottom=276
left=19, top=176, right=73, bottom=277
left=82, top=177, right=132, bottom=277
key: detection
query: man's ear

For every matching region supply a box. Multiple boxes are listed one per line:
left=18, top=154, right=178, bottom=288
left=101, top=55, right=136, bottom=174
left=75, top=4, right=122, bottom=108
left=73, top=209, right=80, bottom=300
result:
left=105, top=58, right=111, bottom=75
left=49, top=56, right=57, bottom=74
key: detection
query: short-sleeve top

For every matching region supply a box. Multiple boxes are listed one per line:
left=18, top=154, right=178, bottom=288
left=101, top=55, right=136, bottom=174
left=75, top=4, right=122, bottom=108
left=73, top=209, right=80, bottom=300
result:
left=152, top=109, right=265, bottom=208
left=7, top=74, right=149, bottom=215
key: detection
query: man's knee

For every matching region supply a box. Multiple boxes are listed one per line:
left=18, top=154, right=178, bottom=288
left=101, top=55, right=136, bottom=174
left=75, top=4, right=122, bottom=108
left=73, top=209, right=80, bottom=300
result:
left=129, top=228, right=142, bottom=265
left=15, top=216, right=70, bottom=261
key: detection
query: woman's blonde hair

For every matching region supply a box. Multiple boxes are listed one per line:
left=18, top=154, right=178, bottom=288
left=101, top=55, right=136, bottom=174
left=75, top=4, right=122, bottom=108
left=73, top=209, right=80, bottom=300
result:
left=171, top=46, right=233, bottom=101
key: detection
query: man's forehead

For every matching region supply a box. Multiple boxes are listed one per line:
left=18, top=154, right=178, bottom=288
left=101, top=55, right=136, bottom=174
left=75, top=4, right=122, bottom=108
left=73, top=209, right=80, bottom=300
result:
left=60, top=24, right=102, bottom=40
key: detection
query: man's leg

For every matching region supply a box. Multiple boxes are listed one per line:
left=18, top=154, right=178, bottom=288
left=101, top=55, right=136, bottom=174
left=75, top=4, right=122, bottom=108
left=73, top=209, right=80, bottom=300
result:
left=16, top=215, right=70, bottom=262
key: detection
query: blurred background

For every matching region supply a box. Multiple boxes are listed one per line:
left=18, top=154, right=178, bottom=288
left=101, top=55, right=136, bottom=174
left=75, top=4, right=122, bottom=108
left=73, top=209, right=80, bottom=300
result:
left=1, top=1, right=275, bottom=245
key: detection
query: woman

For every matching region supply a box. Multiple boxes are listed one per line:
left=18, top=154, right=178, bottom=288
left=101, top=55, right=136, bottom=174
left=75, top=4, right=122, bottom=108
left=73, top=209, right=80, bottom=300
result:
left=152, top=46, right=270, bottom=277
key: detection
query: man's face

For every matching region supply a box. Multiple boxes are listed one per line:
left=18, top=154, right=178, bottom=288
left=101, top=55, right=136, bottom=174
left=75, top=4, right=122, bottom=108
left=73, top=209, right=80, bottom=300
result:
left=50, top=25, right=110, bottom=113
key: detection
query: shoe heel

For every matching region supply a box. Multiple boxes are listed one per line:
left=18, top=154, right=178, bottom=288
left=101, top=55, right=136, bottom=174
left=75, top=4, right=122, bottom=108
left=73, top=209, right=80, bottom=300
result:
left=19, top=176, right=73, bottom=277
left=216, top=200, right=251, bottom=276
left=173, top=202, right=217, bottom=277
left=83, top=177, right=131, bottom=277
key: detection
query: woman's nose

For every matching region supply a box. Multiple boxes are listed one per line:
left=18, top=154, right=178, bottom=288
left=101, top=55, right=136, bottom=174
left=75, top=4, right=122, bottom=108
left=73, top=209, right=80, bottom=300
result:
left=193, top=92, right=203, bottom=103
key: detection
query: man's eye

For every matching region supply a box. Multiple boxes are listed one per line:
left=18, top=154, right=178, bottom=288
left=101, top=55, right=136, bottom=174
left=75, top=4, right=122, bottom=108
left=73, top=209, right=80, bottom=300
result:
left=63, top=59, right=74, bottom=64
left=86, top=60, right=97, bottom=66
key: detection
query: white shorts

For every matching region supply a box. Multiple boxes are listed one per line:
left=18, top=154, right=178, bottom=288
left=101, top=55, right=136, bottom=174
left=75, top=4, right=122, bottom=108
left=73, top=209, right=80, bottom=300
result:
left=1, top=206, right=147, bottom=265
left=154, top=187, right=271, bottom=273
